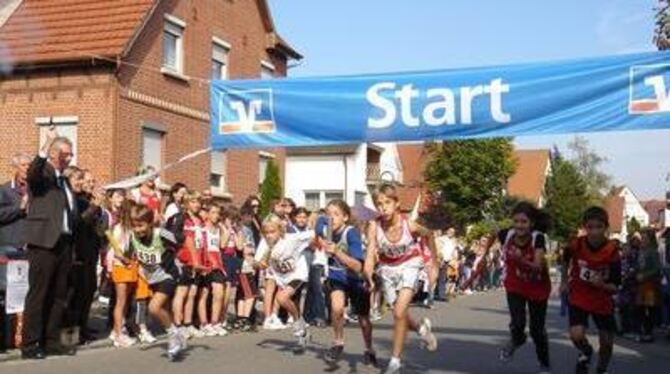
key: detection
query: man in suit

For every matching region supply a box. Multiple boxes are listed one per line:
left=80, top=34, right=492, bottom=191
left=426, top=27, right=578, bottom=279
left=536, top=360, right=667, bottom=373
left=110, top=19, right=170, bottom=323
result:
left=0, top=153, right=31, bottom=250
left=21, top=127, right=77, bottom=359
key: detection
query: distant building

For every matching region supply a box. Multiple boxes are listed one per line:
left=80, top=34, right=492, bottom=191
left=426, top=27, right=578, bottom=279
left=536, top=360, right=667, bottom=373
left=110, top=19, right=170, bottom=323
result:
left=605, top=186, right=650, bottom=240
left=507, top=149, right=552, bottom=207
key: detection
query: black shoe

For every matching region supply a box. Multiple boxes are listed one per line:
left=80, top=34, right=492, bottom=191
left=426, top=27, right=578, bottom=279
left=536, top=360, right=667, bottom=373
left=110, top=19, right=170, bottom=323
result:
left=324, top=344, right=344, bottom=364
left=21, top=348, right=46, bottom=360
left=46, top=344, right=77, bottom=356
left=363, top=350, right=379, bottom=368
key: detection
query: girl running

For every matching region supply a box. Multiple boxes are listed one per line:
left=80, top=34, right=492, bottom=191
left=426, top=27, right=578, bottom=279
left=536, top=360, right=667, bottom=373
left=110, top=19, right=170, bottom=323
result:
left=364, top=185, right=438, bottom=374
left=318, top=200, right=378, bottom=367
left=173, top=191, right=206, bottom=339
left=498, top=202, right=551, bottom=373
left=197, top=204, right=229, bottom=337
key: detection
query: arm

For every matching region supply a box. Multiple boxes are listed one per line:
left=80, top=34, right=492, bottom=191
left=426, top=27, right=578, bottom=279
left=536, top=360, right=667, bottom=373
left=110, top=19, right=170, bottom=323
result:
left=363, top=221, right=379, bottom=286
left=27, top=127, right=58, bottom=191
left=0, top=188, right=25, bottom=224
left=560, top=244, right=572, bottom=291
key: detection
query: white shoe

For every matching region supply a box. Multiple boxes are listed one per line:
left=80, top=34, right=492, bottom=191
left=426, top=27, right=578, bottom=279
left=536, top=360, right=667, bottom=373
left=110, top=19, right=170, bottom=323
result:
left=202, top=324, right=218, bottom=337
left=287, top=316, right=295, bottom=326
left=188, top=325, right=205, bottom=339
left=384, top=359, right=402, bottom=374
left=292, top=319, right=307, bottom=338
left=370, top=310, right=383, bottom=322
left=419, top=317, right=438, bottom=352
left=270, top=315, right=287, bottom=330
left=180, top=326, right=192, bottom=340
left=138, top=328, right=157, bottom=344
left=167, top=329, right=182, bottom=360
left=177, top=329, right=188, bottom=350
left=110, top=332, right=136, bottom=348
left=214, top=324, right=229, bottom=337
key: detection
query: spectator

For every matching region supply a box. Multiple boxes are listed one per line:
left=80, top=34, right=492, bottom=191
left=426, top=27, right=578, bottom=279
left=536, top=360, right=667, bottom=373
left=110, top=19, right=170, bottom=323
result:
left=21, top=128, right=77, bottom=359
left=130, top=166, right=162, bottom=224
left=242, top=196, right=262, bottom=247
left=618, top=233, right=640, bottom=338
left=163, top=182, right=187, bottom=223
left=0, top=153, right=31, bottom=250
left=636, top=228, right=662, bottom=343
left=435, top=227, right=458, bottom=301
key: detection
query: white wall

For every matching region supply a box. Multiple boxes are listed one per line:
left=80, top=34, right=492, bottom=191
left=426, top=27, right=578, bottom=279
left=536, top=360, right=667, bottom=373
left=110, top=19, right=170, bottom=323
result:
left=621, top=187, right=650, bottom=226
left=374, top=142, right=404, bottom=183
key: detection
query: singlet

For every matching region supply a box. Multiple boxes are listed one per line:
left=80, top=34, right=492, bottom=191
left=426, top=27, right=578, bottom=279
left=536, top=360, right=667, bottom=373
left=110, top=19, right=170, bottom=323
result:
left=204, top=225, right=224, bottom=271
left=375, top=217, right=422, bottom=266
left=132, top=228, right=166, bottom=268
left=177, top=216, right=206, bottom=266
left=222, top=227, right=238, bottom=257
left=501, top=229, right=551, bottom=301
left=567, top=237, right=620, bottom=315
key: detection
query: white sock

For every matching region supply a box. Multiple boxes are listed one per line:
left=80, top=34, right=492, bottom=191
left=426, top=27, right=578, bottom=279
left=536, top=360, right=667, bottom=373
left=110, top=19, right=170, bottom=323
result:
left=389, top=357, right=401, bottom=366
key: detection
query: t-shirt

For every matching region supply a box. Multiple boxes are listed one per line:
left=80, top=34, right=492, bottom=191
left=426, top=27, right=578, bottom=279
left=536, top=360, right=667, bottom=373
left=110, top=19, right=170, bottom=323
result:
left=437, top=235, right=458, bottom=263
left=177, top=216, right=205, bottom=266
left=164, top=203, right=180, bottom=222
left=328, top=225, right=365, bottom=285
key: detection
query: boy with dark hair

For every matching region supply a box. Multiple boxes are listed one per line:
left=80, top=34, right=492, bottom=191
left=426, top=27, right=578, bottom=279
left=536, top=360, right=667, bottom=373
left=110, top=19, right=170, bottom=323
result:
left=561, top=206, right=621, bottom=374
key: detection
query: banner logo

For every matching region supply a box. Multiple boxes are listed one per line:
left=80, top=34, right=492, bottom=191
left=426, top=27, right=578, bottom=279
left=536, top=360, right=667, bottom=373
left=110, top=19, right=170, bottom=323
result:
left=218, top=89, right=276, bottom=134
left=630, top=64, right=670, bottom=114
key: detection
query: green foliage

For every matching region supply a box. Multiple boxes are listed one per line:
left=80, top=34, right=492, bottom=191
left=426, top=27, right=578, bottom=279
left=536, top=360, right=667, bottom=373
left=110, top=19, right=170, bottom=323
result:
left=655, top=1, right=670, bottom=50
left=425, top=139, right=516, bottom=230
left=544, top=155, right=589, bottom=244
left=465, top=219, right=512, bottom=245
left=567, top=136, right=611, bottom=204
left=627, top=217, right=642, bottom=235
left=259, top=160, right=282, bottom=218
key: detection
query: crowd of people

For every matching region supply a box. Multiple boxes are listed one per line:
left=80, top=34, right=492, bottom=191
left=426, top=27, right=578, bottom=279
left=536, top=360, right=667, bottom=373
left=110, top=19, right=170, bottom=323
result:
left=1, top=127, right=670, bottom=374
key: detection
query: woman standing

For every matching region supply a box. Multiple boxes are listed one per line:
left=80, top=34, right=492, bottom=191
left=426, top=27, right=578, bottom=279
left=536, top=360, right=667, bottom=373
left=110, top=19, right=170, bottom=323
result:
left=636, top=228, right=662, bottom=343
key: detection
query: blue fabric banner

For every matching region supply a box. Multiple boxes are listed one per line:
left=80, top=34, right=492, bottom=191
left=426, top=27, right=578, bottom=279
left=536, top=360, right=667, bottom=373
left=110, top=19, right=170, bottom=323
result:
left=210, top=51, right=670, bottom=149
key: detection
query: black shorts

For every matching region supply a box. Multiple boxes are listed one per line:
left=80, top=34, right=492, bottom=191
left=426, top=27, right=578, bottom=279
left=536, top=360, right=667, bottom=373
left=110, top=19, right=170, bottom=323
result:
left=569, top=303, right=616, bottom=332
left=150, top=279, right=177, bottom=297
left=326, top=279, right=371, bottom=317
left=177, top=266, right=196, bottom=286
left=223, top=254, right=241, bottom=286
left=206, top=270, right=226, bottom=285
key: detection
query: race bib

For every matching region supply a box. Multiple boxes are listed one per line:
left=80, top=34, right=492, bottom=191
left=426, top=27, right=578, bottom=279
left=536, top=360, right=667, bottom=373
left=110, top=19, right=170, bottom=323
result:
left=579, top=265, right=608, bottom=283
left=137, top=249, right=161, bottom=266
left=207, top=235, right=220, bottom=253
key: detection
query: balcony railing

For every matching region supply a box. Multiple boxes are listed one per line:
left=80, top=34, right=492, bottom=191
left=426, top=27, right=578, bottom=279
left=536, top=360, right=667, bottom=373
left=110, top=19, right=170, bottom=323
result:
left=366, top=164, right=381, bottom=183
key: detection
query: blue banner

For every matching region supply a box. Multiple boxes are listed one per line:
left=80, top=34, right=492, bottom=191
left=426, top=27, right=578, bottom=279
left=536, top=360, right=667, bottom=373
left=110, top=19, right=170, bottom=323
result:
left=210, top=51, right=670, bottom=149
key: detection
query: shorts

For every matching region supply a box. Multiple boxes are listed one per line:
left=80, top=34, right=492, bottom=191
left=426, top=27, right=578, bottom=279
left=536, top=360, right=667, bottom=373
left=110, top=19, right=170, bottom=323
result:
left=150, top=279, right=177, bottom=297
left=205, top=269, right=226, bottom=285
left=111, top=263, right=138, bottom=284
left=281, top=279, right=304, bottom=291
left=326, top=279, right=371, bottom=317
left=569, top=303, right=616, bottom=332
left=223, top=254, right=242, bottom=286
left=377, top=258, right=423, bottom=306
left=136, top=275, right=152, bottom=300
left=237, top=272, right=258, bottom=300
left=177, top=266, right=196, bottom=286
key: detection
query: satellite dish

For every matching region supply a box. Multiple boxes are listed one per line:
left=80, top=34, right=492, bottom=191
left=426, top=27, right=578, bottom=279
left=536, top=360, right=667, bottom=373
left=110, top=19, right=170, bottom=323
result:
left=380, top=171, right=395, bottom=183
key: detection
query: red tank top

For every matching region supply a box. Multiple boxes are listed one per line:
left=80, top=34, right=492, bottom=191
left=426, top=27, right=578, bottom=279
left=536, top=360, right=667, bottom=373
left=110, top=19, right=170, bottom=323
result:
left=567, top=237, right=619, bottom=315
left=178, top=216, right=206, bottom=266
left=502, top=230, right=551, bottom=301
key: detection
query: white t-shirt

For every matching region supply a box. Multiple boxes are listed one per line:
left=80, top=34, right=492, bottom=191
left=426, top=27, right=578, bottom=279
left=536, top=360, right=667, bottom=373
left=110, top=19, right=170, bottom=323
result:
left=255, top=231, right=314, bottom=288
left=437, top=235, right=458, bottom=263
left=164, top=202, right=180, bottom=222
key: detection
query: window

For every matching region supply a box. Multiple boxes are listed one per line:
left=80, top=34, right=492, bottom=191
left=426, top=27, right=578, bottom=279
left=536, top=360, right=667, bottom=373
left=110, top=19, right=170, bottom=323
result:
left=211, top=38, right=229, bottom=80
left=304, top=191, right=345, bottom=210
left=142, top=128, right=163, bottom=171
left=325, top=191, right=344, bottom=204
left=304, top=192, right=320, bottom=212
left=162, top=15, right=185, bottom=73
left=210, top=150, right=226, bottom=192
left=355, top=191, right=367, bottom=206
left=261, top=60, right=275, bottom=79
left=37, top=116, right=78, bottom=165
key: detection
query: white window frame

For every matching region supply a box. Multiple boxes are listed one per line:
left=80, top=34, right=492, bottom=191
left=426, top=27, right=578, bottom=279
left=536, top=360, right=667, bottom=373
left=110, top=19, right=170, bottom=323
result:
left=36, top=116, right=78, bottom=165
left=211, top=37, right=230, bottom=80
left=261, top=60, right=275, bottom=79
left=210, top=150, right=227, bottom=193
left=162, top=14, right=185, bottom=75
left=142, top=127, right=164, bottom=172
left=303, top=190, right=345, bottom=209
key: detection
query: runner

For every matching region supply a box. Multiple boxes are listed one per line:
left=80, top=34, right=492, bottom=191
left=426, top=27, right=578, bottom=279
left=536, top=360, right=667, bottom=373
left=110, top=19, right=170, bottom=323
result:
left=197, top=204, right=229, bottom=337
left=318, top=199, right=378, bottom=367
left=497, top=202, right=552, bottom=373
left=364, top=184, right=438, bottom=374
left=561, top=207, right=621, bottom=374
left=173, top=191, right=206, bottom=339
left=127, top=203, right=186, bottom=360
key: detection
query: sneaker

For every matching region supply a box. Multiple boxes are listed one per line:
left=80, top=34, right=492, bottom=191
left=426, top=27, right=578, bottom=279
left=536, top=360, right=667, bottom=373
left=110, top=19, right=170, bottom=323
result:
left=188, top=325, right=205, bottom=339
left=110, top=332, right=137, bottom=348
left=371, top=310, right=383, bottom=322
left=202, top=324, right=218, bottom=337
left=214, top=323, right=229, bottom=337
left=423, top=298, right=434, bottom=309
left=418, top=317, right=438, bottom=352
left=287, top=316, right=295, bottom=326
left=324, top=344, right=344, bottom=364
left=344, top=312, right=359, bottom=324
left=499, top=341, right=516, bottom=363
left=384, top=358, right=402, bottom=374
left=138, top=328, right=157, bottom=344
left=576, top=352, right=592, bottom=374
left=177, top=329, right=188, bottom=351
left=263, top=319, right=285, bottom=331
left=167, top=329, right=182, bottom=361
left=180, top=326, right=192, bottom=340
left=293, top=319, right=307, bottom=338
left=271, top=317, right=287, bottom=330
left=294, top=326, right=309, bottom=355
left=363, top=350, right=379, bottom=368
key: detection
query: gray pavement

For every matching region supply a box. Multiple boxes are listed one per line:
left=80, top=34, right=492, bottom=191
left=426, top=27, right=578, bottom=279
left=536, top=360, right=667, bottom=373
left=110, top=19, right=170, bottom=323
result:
left=1, top=290, right=668, bottom=373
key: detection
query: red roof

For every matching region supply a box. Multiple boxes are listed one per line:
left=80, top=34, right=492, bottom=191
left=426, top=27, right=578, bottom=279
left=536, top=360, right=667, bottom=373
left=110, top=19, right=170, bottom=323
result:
left=396, top=143, right=428, bottom=210
left=604, top=195, right=625, bottom=233
left=0, top=0, right=156, bottom=65
left=642, top=199, right=666, bottom=226
left=507, top=150, right=550, bottom=205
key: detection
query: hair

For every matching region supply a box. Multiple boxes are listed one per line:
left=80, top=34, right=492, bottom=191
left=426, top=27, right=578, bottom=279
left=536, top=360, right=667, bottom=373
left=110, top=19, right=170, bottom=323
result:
left=10, top=152, right=31, bottom=167
left=225, top=206, right=241, bottom=224
left=182, top=190, right=201, bottom=203
left=582, top=206, right=609, bottom=227
left=327, top=199, right=356, bottom=225
left=130, top=203, right=154, bottom=224
left=48, top=137, right=73, bottom=155
left=285, top=198, right=296, bottom=210
left=511, top=201, right=551, bottom=233
left=640, top=227, right=658, bottom=249
left=240, top=205, right=255, bottom=218
left=373, top=183, right=399, bottom=203
left=167, top=182, right=188, bottom=205
left=104, top=188, right=126, bottom=211
left=117, top=199, right=136, bottom=229
left=291, top=207, right=310, bottom=219
left=262, top=216, right=285, bottom=234
left=62, top=165, right=83, bottom=180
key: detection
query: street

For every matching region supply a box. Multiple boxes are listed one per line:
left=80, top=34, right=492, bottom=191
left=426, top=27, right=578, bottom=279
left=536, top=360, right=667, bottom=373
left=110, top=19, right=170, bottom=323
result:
left=1, top=290, right=668, bottom=374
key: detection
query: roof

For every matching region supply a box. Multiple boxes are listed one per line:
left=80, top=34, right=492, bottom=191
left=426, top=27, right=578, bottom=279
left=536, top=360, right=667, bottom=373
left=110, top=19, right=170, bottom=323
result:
left=0, top=0, right=156, bottom=66
left=507, top=149, right=551, bottom=205
left=642, top=199, right=666, bottom=225
left=604, top=195, right=625, bottom=233
left=396, top=143, right=429, bottom=209
left=0, top=0, right=301, bottom=67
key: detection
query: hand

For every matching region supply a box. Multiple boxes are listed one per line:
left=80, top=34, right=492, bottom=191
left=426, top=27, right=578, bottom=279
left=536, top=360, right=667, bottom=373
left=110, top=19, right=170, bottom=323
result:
left=324, top=241, right=337, bottom=256
left=46, top=125, right=59, bottom=142
left=365, top=275, right=376, bottom=292
left=20, top=194, right=29, bottom=211
left=115, top=255, right=130, bottom=267
left=91, top=188, right=105, bottom=206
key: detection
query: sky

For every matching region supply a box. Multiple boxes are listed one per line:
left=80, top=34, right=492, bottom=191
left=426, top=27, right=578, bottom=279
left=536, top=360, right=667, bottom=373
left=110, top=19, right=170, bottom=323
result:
left=269, top=0, right=670, bottom=200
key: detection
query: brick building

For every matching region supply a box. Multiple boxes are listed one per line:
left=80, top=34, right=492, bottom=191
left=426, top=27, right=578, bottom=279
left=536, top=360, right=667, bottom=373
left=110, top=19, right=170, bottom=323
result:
left=0, top=0, right=301, bottom=204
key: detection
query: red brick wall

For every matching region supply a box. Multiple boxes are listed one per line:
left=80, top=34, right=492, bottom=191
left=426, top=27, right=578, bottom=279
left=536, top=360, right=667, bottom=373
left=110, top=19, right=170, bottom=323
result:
left=0, top=67, right=115, bottom=183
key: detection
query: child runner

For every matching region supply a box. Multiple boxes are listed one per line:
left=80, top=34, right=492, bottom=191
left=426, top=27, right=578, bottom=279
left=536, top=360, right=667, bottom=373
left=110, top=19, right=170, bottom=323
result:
left=236, top=206, right=260, bottom=332
left=317, top=200, right=378, bottom=367
left=198, top=204, right=229, bottom=337
left=364, top=185, right=438, bottom=374
left=498, top=202, right=552, bottom=373
left=173, top=192, right=206, bottom=339
left=128, top=204, right=186, bottom=360
left=256, top=218, right=314, bottom=352
left=561, top=206, right=621, bottom=374
left=635, top=228, right=662, bottom=343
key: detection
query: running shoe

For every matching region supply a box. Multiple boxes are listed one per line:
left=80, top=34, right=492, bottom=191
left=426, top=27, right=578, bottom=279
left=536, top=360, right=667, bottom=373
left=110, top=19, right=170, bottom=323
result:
left=167, top=329, right=182, bottom=361
left=383, top=359, right=402, bottom=374
left=370, top=310, right=383, bottom=322
left=110, top=332, right=137, bottom=348
left=188, top=325, right=205, bottom=339
left=324, top=344, right=344, bottom=364
left=202, top=324, right=218, bottom=337
left=499, top=341, right=516, bottom=363
left=363, top=350, right=379, bottom=368
left=576, top=351, right=592, bottom=374
left=214, top=323, right=229, bottom=336
left=138, top=328, right=157, bottom=344
left=418, top=317, right=438, bottom=352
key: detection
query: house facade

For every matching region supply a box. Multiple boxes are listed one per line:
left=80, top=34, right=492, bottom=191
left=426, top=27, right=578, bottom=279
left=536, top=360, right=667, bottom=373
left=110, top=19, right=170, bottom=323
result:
left=0, top=0, right=301, bottom=204
left=507, top=149, right=551, bottom=207
left=605, top=186, right=650, bottom=240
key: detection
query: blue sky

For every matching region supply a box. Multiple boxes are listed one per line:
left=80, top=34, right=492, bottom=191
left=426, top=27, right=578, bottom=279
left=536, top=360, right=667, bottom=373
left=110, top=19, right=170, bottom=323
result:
left=270, top=0, right=669, bottom=200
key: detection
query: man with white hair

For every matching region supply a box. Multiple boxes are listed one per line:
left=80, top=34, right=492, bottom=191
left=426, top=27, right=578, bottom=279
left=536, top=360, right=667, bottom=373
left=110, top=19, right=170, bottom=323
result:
left=0, top=152, right=30, bottom=249
left=21, top=127, right=77, bottom=359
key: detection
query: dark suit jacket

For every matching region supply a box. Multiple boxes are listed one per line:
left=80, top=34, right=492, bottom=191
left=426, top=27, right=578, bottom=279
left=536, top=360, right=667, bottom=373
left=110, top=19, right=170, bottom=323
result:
left=0, top=181, right=26, bottom=248
left=74, top=194, right=103, bottom=263
left=23, top=156, right=74, bottom=249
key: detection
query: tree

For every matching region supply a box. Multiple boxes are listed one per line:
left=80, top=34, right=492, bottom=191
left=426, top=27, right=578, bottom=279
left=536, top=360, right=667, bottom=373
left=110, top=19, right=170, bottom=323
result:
left=567, top=136, right=611, bottom=204
left=259, top=159, right=282, bottom=218
left=544, top=154, right=589, bottom=243
left=425, top=138, right=516, bottom=230
left=626, top=217, right=643, bottom=235
left=655, top=0, right=670, bottom=50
